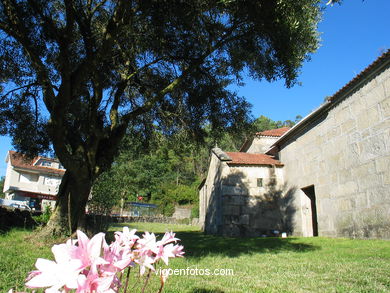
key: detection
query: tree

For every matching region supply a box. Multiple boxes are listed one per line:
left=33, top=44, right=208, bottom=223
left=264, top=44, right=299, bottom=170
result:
left=0, top=176, right=5, bottom=199
left=0, top=0, right=322, bottom=235
left=252, top=115, right=302, bottom=132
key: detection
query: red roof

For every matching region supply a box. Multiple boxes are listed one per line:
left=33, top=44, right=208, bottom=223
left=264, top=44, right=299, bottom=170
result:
left=8, top=151, right=65, bottom=176
left=225, top=152, right=283, bottom=166
left=256, top=127, right=291, bottom=137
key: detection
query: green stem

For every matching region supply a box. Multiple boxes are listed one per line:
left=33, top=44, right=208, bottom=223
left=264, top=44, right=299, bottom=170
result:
left=123, top=267, right=131, bottom=293
left=141, top=269, right=152, bottom=293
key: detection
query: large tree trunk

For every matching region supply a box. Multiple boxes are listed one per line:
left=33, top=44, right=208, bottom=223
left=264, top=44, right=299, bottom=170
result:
left=44, top=171, right=92, bottom=236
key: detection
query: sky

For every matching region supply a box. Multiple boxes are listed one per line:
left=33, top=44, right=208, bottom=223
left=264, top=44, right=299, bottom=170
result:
left=1, top=0, right=390, bottom=177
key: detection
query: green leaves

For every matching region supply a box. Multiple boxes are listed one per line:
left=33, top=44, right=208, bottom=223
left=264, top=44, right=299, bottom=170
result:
left=1, top=0, right=323, bottom=223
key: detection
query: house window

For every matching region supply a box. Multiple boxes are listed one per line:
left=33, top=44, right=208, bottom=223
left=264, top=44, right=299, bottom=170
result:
left=41, top=160, right=52, bottom=167
left=19, top=172, right=39, bottom=183
left=44, top=176, right=61, bottom=186
left=257, top=178, right=263, bottom=187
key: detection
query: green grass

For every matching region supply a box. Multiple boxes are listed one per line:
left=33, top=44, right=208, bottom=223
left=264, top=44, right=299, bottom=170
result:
left=1, top=223, right=390, bottom=293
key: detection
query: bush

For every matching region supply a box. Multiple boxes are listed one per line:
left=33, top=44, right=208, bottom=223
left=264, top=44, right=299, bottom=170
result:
left=157, top=201, right=175, bottom=217
left=32, top=206, right=52, bottom=226
left=191, top=205, right=199, bottom=219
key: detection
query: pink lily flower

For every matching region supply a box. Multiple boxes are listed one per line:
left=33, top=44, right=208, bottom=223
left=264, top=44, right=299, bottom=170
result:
left=157, top=231, right=180, bottom=246
left=114, top=227, right=139, bottom=249
left=155, top=243, right=185, bottom=265
left=72, top=230, right=108, bottom=270
left=25, top=257, right=83, bottom=292
left=135, top=253, right=155, bottom=275
left=77, top=261, right=116, bottom=293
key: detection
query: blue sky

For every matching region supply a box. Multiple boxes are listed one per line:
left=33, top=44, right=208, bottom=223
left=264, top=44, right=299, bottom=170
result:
left=1, top=0, right=390, bottom=177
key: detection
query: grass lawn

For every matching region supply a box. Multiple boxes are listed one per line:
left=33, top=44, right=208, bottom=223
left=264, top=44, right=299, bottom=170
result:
left=1, top=223, right=390, bottom=293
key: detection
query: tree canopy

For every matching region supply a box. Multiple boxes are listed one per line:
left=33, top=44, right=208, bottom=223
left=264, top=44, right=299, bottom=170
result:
left=0, top=0, right=323, bottom=234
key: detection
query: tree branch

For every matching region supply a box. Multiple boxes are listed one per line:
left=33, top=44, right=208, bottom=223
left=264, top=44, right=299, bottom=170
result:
left=88, top=0, right=108, bottom=18
left=1, top=0, right=56, bottom=112
left=0, top=83, right=38, bottom=98
left=109, top=58, right=163, bottom=129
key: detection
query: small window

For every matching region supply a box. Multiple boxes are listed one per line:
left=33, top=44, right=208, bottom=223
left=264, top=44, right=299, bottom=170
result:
left=44, top=176, right=61, bottom=186
left=41, top=160, right=52, bottom=167
left=19, top=172, right=39, bottom=183
left=257, top=178, right=263, bottom=187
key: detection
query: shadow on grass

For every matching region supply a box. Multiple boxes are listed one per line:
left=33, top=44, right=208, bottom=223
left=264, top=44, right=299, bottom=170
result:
left=191, top=289, right=225, bottom=293
left=106, top=228, right=319, bottom=259
left=174, top=231, right=319, bottom=259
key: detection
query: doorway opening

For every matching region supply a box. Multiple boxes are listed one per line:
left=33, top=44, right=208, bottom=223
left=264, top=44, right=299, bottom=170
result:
left=301, top=185, right=318, bottom=236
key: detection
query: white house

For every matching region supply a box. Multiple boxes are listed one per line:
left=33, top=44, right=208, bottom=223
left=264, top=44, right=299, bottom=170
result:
left=3, top=150, right=65, bottom=210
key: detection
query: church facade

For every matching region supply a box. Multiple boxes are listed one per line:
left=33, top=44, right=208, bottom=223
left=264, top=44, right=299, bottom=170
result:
left=199, top=50, right=390, bottom=239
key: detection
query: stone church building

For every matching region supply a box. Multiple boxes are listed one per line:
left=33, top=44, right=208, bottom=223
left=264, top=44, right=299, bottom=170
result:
left=199, top=50, right=390, bottom=239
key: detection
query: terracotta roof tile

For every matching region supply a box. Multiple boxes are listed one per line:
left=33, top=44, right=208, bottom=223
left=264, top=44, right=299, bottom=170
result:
left=8, top=150, right=65, bottom=176
left=256, top=127, right=291, bottom=137
left=225, top=152, right=283, bottom=166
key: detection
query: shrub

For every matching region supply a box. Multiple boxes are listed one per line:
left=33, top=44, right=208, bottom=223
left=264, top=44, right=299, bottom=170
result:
left=32, top=205, right=52, bottom=226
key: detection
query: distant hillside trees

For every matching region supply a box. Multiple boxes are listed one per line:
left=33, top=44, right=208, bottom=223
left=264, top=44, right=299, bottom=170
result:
left=91, top=115, right=300, bottom=216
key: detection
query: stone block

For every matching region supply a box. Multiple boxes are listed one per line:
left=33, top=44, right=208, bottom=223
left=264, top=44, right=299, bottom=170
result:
left=356, top=106, right=380, bottom=130
left=232, top=206, right=241, bottom=216
left=222, top=185, right=244, bottom=196
left=349, top=93, right=366, bottom=116
left=379, top=97, right=390, bottom=118
left=365, top=82, right=386, bottom=108
left=350, top=193, right=368, bottom=209
left=247, top=197, right=259, bottom=208
left=339, top=181, right=359, bottom=196
left=383, top=72, right=390, bottom=97
left=348, top=132, right=361, bottom=144
left=361, top=78, right=378, bottom=101
left=383, top=172, right=390, bottom=185
left=361, top=129, right=371, bottom=139
left=358, top=173, right=383, bottom=192
left=359, top=134, right=387, bottom=162
left=335, top=103, right=352, bottom=124
left=253, top=217, right=275, bottom=230
left=222, top=195, right=233, bottom=205
left=239, top=214, right=250, bottom=225
left=222, top=205, right=235, bottom=216
left=341, top=119, right=356, bottom=134
left=337, top=168, right=353, bottom=183
left=352, top=161, right=376, bottom=178
left=367, top=187, right=389, bottom=207
left=223, top=224, right=240, bottom=237
left=326, top=126, right=341, bottom=141
left=230, top=195, right=245, bottom=206
left=375, top=155, right=390, bottom=173
left=338, top=198, right=352, bottom=211
left=371, top=117, right=390, bottom=136
left=344, top=142, right=361, bottom=168
left=328, top=153, right=342, bottom=172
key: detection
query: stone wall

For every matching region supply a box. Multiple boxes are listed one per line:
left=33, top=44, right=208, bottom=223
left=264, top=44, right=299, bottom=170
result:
left=172, top=206, right=192, bottom=219
left=278, top=66, right=390, bottom=238
left=245, top=136, right=279, bottom=154
left=219, top=166, right=294, bottom=237
left=200, top=151, right=292, bottom=237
